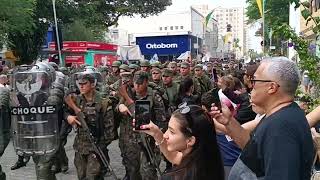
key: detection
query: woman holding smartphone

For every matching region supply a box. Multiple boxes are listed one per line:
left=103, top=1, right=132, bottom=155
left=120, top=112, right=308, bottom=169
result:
left=134, top=103, right=225, bottom=180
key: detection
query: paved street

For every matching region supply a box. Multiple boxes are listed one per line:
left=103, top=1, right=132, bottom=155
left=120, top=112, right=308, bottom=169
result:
left=0, top=132, right=126, bottom=180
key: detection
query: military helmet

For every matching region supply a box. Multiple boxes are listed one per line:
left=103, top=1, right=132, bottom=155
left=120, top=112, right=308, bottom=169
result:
left=31, top=62, right=56, bottom=82
left=140, top=60, right=150, bottom=67
left=99, top=66, right=109, bottom=73
left=151, top=61, right=161, bottom=68
left=49, top=62, right=59, bottom=71
left=112, top=61, right=122, bottom=67
left=119, top=64, right=130, bottom=72
left=129, top=64, right=140, bottom=70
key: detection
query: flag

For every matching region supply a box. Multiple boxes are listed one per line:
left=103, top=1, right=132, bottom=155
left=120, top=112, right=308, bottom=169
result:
left=205, top=11, right=214, bottom=27
left=256, top=0, right=263, bottom=17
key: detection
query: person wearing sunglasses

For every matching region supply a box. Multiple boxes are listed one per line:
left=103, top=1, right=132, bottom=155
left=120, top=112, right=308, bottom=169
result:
left=211, top=57, right=314, bottom=180
left=135, top=103, right=225, bottom=180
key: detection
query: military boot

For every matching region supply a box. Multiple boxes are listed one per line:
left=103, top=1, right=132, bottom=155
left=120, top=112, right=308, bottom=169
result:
left=11, top=155, right=29, bottom=170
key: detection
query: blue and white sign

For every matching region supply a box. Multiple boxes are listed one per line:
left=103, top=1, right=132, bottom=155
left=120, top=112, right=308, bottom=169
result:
left=136, top=35, right=190, bottom=55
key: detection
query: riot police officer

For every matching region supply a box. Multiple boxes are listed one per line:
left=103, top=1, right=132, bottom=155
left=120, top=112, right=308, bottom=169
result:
left=10, top=62, right=62, bottom=180
left=0, top=86, right=11, bottom=179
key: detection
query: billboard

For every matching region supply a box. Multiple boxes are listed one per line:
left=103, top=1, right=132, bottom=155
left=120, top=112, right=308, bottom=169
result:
left=136, top=35, right=190, bottom=56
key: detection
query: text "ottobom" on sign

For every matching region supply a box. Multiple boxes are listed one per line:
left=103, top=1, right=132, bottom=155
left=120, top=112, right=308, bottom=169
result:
left=146, top=43, right=178, bottom=49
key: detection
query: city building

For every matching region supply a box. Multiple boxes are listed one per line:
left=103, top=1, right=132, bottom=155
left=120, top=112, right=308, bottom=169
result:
left=209, top=7, right=245, bottom=57
left=115, top=7, right=214, bottom=61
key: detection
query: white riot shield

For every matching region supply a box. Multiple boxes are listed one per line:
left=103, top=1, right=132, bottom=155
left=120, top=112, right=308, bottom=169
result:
left=10, top=70, right=59, bottom=155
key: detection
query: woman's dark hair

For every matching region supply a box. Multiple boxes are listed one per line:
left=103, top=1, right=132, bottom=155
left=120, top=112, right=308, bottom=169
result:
left=177, top=77, right=194, bottom=105
left=172, top=105, right=225, bottom=179
left=233, top=77, right=245, bottom=91
left=178, top=77, right=193, bottom=95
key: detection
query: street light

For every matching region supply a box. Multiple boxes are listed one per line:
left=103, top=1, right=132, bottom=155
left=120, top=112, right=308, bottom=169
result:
left=52, top=0, right=63, bottom=66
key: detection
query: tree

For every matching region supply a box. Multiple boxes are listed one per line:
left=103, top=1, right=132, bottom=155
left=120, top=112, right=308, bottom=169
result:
left=245, top=0, right=300, bottom=53
left=74, top=0, right=172, bottom=27
left=63, top=20, right=106, bottom=42
left=3, top=0, right=172, bottom=64
left=0, top=0, right=35, bottom=46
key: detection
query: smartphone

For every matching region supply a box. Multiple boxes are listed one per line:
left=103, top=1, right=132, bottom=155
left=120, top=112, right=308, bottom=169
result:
left=210, top=88, right=222, bottom=110
left=134, top=100, right=151, bottom=130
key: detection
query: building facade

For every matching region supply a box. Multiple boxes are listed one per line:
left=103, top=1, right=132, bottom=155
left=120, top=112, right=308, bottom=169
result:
left=114, top=7, right=210, bottom=60
left=210, top=7, right=245, bottom=57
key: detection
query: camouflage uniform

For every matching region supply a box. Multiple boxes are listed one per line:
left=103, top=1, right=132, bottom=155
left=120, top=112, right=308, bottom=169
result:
left=0, top=87, right=10, bottom=180
left=66, top=92, right=115, bottom=180
left=196, top=74, right=213, bottom=94
left=106, top=61, right=121, bottom=85
left=118, top=74, right=166, bottom=180
left=161, top=69, right=180, bottom=119
left=193, top=64, right=213, bottom=94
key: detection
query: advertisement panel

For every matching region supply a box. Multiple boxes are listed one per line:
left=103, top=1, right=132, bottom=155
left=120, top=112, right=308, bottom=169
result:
left=136, top=35, right=190, bottom=55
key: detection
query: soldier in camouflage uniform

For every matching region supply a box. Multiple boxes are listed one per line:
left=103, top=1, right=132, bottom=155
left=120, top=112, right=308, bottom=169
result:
left=65, top=74, right=116, bottom=180
left=117, top=71, right=166, bottom=180
left=194, top=64, right=214, bottom=95
left=150, top=68, right=162, bottom=86
left=129, top=64, right=140, bottom=74
left=175, top=62, right=202, bottom=100
left=50, top=65, right=70, bottom=174
left=150, top=61, right=161, bottom=71
left=0, top=87, right=10, bottom=180
left=167, top=62, right=180, bottom=82
left=106, top=61, right=121, bottom=85
left=140, top=60, right=151, bottom=75
left=160, top=68, right=180, bottom=171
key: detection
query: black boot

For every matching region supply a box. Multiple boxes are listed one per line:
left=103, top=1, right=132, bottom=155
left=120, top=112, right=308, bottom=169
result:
left=11, top=155, right=27, bottom=170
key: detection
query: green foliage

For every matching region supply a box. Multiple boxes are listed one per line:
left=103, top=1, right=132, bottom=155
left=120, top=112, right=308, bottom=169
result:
left=2, top=0, right=171, bottom=64
left=63, top=20, right=106, bottom=42
left=0, top=0, right=35, bottom=45
left=73, top=0, right=172, bottom=27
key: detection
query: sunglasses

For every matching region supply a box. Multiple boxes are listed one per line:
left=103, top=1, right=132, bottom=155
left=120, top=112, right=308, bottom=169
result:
left=178, top=102, right=193, bottom=135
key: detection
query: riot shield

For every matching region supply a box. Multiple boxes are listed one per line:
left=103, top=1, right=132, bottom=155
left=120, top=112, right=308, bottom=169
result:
left=10, top=70, right=59, bottom=156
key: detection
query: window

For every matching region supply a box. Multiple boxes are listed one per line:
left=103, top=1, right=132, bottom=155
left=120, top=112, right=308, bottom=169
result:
left=175, top=26, right=179, bottom=30
left=170, top=26, right=173, bottom=30
left=180, top=26, right=184, bottom=29
left=164, top=27, right=168, bottom=30
left=159, top=27, right=162, bottom=31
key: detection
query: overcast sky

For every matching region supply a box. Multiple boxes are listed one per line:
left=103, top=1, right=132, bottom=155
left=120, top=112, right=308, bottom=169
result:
left=166, top=0, right=247, bottom=12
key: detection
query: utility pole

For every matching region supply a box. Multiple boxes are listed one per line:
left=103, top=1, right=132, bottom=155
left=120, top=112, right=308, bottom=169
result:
left=52, top=0, right=63, bottom=66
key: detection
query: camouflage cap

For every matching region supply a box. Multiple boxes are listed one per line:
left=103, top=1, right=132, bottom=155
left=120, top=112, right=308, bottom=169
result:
left=99, top=66, right=108, bottom=72
left=129, top=64, right=140, bottom=70
left=78, top=73, right=96, bottom=84
left=140, top=60, right=150, bottom=67
left=180, top=62, right=190, bottom=68
left=151, top=61, right=161, bottom=68
left=168, top=61, right=177, bottom=68
left=112, top=61, right=122, bottom=67
left=151, top=68, right=161, bottom=73
left=119, top=64, right=130, bottom=72
left=133, top=71, right=149, bottom=84
left=194, top=64, right=203, bottom=70
left=162, top=68, right=173, bottom=77
left=177, top=63, right=181, bottom=67
left=120, top=72, right=133, bottom=82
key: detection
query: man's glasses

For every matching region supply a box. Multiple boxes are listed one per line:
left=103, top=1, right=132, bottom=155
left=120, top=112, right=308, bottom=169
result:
left=178, top=102, right=193, bottom=135
left=250, top=78, right=280, bottom=87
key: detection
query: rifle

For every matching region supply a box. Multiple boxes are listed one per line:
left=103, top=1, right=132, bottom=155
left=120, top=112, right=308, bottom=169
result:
left=128, top=104, right=162, bottom=177
left=140, top=134, right=162, bottom=177
left=65, top=95, right=118, bottom=180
